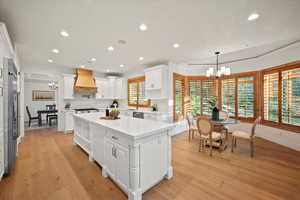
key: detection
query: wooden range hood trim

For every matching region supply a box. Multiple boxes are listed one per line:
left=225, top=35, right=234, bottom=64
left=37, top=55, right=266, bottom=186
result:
left=74, top=68, right=97, bottom=93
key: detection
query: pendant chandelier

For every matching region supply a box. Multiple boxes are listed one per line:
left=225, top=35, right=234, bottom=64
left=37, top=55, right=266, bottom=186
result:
left=206, top=52, right=231, bottom=78
left=48, top=81, right=58, bottom=90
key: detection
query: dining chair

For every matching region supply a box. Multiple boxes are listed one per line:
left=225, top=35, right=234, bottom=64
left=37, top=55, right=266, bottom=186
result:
left=231, top=116, right=261, bottom=157
left=214, top=110, right=229, bottom=139
left=186, top=112, right=198, bottom=141
left=196, top=116, right=224, bottom=156
left=26, top=106, right=39, bottom=127
left=46, top=104, right=57, bottom=124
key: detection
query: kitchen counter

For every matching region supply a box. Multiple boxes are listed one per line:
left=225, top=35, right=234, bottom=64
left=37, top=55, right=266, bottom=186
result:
left=73, top=112, right=174, bottom=200
left=73, top=112, right=173, bottom=139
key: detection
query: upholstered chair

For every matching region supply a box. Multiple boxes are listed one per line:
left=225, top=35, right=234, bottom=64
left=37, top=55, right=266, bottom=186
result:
left=231, top=116, right=261, bottom=157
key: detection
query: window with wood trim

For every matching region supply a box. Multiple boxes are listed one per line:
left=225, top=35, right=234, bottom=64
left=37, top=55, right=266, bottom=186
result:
left=221, top=78, right=236, bottom=116
left=237, top=76, right=254, bottom=118
left=188, top=79, right=218, bottom=116
left=263, top=66, right=300, bottom=128
left=128, top=76, right=150, bottom=107
left=174, top=73, right=185, bottom=121
left=263, top=72, right=279, bottom=122
left=189, top=80, right=201, bottom=115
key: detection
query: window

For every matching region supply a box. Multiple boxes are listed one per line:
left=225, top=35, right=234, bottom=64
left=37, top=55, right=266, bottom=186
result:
left=202, top=80, right=218, bottom=115
left=237, top=77, right=254, bottom=118
left=128, top=76, right=150, bottom=107
left=189, top=80, right=201, bottom=115
left=188, top=79, right=218, bottom=116
left=221, top=78, right=235, bottom=116
left=282, top=68, right=300, bottom=126
left=174, top=73, right=185, bottom=121
left=263, top=72, right=279, bottom=122
left=263, top=65, right=300, bottom=128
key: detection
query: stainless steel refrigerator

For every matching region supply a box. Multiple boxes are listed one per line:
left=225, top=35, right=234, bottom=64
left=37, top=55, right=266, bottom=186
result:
left=3, top=58, right=19, bottom=174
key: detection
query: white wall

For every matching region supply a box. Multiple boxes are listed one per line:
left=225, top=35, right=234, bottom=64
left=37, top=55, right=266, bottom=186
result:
left=24, top=79, right=57, bottom=122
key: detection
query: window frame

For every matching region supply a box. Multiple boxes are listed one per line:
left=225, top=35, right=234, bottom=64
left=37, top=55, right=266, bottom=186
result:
left=127, top=76, right=150, bottom=107
left=262, top=63, right=300, bottom=132
left=173, top=73, right=186, bottom=121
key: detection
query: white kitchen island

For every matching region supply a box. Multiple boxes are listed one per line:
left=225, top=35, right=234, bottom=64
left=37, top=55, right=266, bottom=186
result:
left=73, top=112, right=174, bottom=200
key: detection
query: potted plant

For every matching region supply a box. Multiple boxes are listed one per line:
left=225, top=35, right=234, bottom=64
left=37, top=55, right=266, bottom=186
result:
left=207, top=96, right=219, bottom=120
left=110, top=108, right=120, bottom=119
left=151, top=104, right=158, bottom=112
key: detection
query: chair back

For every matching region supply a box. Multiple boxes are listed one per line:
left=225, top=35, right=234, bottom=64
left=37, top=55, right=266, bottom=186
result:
left=251, top=116, right=261, bottom=137
left=196, top=116, right=213, bottom=137
left=219, top=111, right=229, bottom=120
left=186, top=112, right=194, bottom=128
left=26, top=106, right=32, bottom=119
left=46, top=104, right=56, bottom=110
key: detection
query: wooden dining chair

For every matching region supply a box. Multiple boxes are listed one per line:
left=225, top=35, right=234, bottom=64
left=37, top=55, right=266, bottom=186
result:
left=231, top=116, right=261, bottom=157
left=214, top=110, right=229, bottom=139
left=196, top=116, right=224, bottom=156
left=186, top=112, right=198, bottom=141
left=26, top=106, right=39, bottom=127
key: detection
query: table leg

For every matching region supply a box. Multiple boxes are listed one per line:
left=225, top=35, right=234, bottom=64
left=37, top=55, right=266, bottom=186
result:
left=38, top=113, right=42, bottom=126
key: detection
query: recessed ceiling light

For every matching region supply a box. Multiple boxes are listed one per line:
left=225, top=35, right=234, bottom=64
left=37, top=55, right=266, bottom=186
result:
left=48, top=59, right=53, bottom=63
left=81, top=65, right=85, bottom=68
left=120, top=64, right=124, bottom=68
left=139, top=24, right=147, bottom=31
left=107, top=46, right=114, bottom=51
left=52, top=49, right=59, bottom=54
left=90, top=58, right=96, bottom=62
left=248, top=13, right=259, bottom=21
left=139, top=57, right=144, bottom=61
left=106, top=69, right=110, bottom=72
left=173, top=43, right=180, bottom=48
left=60, top=30, right=69, bottom=37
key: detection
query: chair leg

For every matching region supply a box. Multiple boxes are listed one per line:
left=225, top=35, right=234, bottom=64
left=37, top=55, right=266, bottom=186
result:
left=250, top=140, right=254, bottom=158
left=29, top=120, right=31, bottom=127
left=188, top=130, right=191, bottom=141
left=231, top=136, right=234, bottom=152
left=234, top=137, right=237, bottom=147
left=199, top=139, right=202, bottom=152
left=210, top=139, right=212, bottom=157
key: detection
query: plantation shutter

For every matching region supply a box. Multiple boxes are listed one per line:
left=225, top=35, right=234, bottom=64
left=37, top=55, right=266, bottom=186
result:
left=189, top=80, right=201, bottom=115
left=221, top=78, right=236, bottom=116
left=128, top=77, right=149, bottom=107
left=174, top=79, right=185, bottom=120
left=263, top=73, right=279, bottom=122
left=237, top=76, right=254, bottom=118
left=128, top=82, right=138, bottom=105
left=282, top=68, right=300, bottom=126
left=202, top=80, right=217, bottom=115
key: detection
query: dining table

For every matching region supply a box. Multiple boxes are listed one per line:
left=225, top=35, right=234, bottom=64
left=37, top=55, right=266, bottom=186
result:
left=37, top=109, right=58, bottom=126
left=194, top=116, right=240, bottom=150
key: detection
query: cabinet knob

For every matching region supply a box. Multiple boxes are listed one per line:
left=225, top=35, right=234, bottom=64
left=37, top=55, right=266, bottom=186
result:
left=112, top=136, right=118, bottom=140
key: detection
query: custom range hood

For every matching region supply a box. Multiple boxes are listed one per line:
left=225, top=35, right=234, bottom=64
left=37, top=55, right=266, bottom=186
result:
left=74, top=68, right=97, bottom=93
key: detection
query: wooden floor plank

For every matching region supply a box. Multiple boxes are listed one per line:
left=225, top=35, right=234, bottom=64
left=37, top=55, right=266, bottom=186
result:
left=0, top=128, right=299, bottom=200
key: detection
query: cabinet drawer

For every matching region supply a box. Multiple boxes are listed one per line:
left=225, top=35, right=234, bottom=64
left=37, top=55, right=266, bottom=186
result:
left=107, top=129, right=130, bottom=147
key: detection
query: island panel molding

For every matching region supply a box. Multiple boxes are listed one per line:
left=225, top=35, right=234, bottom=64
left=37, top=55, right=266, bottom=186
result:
left=73, top=113, right=174, bottom=200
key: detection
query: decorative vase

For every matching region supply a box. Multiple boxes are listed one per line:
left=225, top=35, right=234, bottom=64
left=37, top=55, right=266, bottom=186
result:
left=110, top=111, right=120, bottom=119
left=212, top=107, right=219, bottom=121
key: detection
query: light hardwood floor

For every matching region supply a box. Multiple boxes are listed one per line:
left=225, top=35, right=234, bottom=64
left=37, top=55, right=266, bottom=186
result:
left=0, top=128, right=300, bottom=200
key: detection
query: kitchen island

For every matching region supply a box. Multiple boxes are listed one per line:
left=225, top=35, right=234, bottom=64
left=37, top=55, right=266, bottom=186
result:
left=73, top=112, right=174, bottom=200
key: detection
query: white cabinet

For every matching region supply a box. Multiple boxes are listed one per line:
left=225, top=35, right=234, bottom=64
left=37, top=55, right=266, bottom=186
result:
left=63, top=75, right=75, bottom=99
left=91, top=123, right=105, bottom=165
left=145, top=68, right=162, bottom=90
left=95, top=78, right=124, bottom=99
left=104, top=139, right=129, bottom=190
left=64, top=111, right=74, bottom=133
left=145, top=65, right=168, bottom=99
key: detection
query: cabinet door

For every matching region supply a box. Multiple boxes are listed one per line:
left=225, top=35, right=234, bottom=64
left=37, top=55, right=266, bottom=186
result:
left=65, top=111, right=74, bottom=132
left=115, top=79, right=123, bottom=99
left=115, top=144, right=129, bottom=189
left=96, top=79, right=108, bottom=99
left=145, top=69, right=162, bottom=89
left=91, top=124, right=105, bottom=165
left=63, top=76, right=74, bottom=99
left=108, top=79, right=115, bottom=98
left=104, top=139, right=116, bottom=178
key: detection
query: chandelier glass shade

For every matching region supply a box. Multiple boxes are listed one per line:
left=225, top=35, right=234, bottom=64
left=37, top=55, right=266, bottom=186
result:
left=206, top=52, right=231, bottom=77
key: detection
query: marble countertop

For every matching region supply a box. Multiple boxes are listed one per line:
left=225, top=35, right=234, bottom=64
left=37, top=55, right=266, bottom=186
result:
left=73, top=112, right=174, bottom=139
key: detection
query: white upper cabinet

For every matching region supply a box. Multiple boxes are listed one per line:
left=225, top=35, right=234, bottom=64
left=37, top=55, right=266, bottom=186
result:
left=63, top=75, right=75, bottom=99
left=145, top=65, right=168, bottom=99
left=96, top=78, right=124, bottom=99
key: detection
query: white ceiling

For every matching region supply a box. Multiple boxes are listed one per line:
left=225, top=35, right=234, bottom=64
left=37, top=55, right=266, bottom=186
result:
left=1, top=0, right=300, bottom=73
